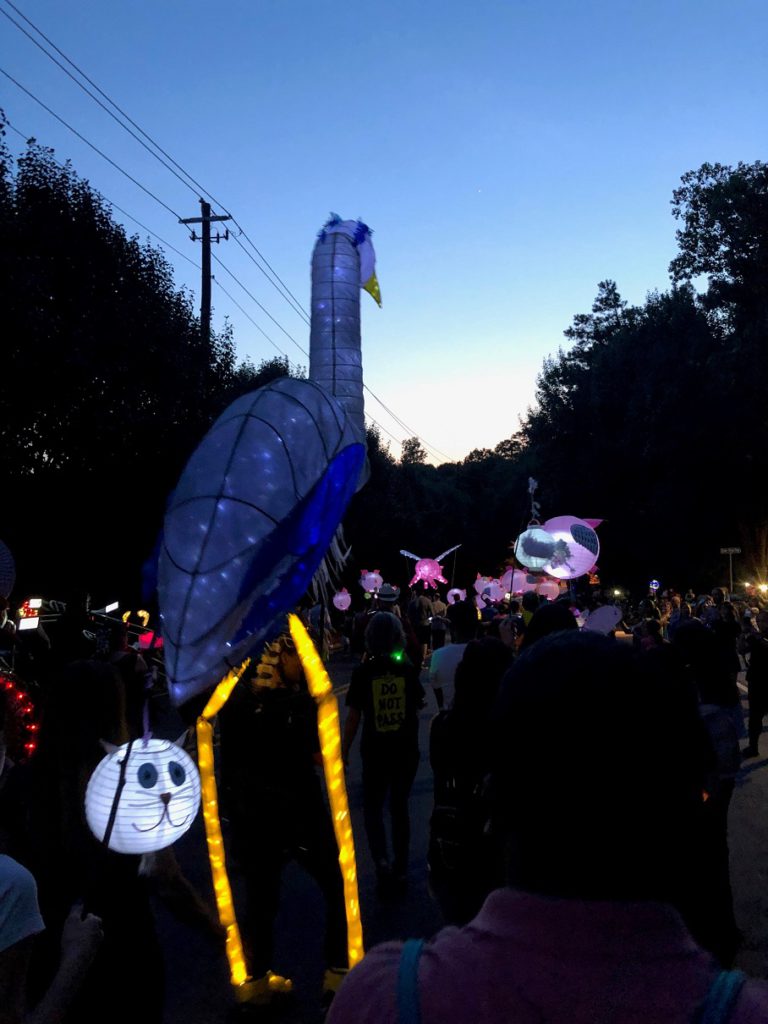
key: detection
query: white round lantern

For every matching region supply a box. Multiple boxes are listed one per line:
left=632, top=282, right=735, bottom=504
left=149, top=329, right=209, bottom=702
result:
left=514, top=527, right=555, bottom=571
left=447, top=588, right=466, bottom=605
left=85, top=737, right=201, bottom=854
left=483, top=580, right=505, bottom=604
left=359, top=570, right=383, bottom=593
left=333, top=588, right=352, bottom=611
left=542, top=516, right=600, bottom=581
left=500, top=568, right=528, bottom=595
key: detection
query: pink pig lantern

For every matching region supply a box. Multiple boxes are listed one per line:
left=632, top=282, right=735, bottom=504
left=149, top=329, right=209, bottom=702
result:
left=400, top=545, right=461, bottom=591
left=483, top=580, right=505, bottom=603
left=538, top=579, right=561, bottom=601
left=359, top=570, right=383, bottom=593
left=542, top=516, right=601, bottom=581
left=473, top=574, right=491, bottom=595
left=447, top=588, right=466, bottom=605
left=500, top=568, right=528, bottom=595
left=333, top=588, right=352, bottom=611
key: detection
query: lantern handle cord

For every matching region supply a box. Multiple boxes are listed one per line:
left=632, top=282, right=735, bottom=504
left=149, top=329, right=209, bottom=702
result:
left=102, top=738, right=134, bottom=847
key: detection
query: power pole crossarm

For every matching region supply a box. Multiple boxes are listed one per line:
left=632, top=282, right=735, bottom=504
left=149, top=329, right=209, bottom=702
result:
left=180, top=200, right=231, bottom=344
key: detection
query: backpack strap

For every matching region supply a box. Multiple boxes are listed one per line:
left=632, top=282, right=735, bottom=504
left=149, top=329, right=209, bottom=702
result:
left=696, top=970, right=746, bottom=1024
left=397, top=938, right=425, bottom=1024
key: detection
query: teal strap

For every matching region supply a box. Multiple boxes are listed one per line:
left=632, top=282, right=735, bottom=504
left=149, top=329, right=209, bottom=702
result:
left=397, top=938, right=425, bottom=1024
left=697, top=970, right=746, bottom=1024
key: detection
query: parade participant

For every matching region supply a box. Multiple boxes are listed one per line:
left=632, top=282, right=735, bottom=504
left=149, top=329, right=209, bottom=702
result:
left=428, top=600, right=477, bottom=710
left=741, top=610, right=768, bottom=759
left=328, top=632, right=768, bottom=1024
left=342, top=613, right=424, bottom=890
left=428, top=637, right=513, bottom=924
left=218, top=632, right=348, bottom=1007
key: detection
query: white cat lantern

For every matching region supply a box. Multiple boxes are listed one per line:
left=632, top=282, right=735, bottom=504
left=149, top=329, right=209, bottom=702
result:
left=85, top=736, right=201, bottom=854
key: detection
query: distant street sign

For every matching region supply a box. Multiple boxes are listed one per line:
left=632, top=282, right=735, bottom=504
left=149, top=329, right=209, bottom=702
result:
left=720, top=547, right=741, bottom=555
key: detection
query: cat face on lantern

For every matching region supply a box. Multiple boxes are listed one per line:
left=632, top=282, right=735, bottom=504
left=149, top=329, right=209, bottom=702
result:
left=85, top=737, right=201, bottom=854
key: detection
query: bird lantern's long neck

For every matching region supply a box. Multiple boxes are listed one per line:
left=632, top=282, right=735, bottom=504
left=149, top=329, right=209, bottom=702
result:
left=309, top=231, right=364, bottom=446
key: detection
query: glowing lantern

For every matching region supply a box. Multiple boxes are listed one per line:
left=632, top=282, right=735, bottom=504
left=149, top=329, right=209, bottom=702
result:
left=542, top=516, right=600, bottom=581
left=447, top=588, right=466, bottom=605
left=514, top=526, right=556, bottom=571
left=400, top=545, right=460, bottom=590
left=583, top=605, right=622, bottom=634
left=483, top=580, right=505, bottom=604
left=333, top=589, right=352, bottom=611
left=158, top=218, right=378, bottom=706
left=359, top=570, right=383, bottom=594
left=473, top=575, right=490, bottom=595
left=500, top=568, right=528, bottom=595
left=538, top=579, right=561, bottom=601
left=85, top=737, right=201, bottom=854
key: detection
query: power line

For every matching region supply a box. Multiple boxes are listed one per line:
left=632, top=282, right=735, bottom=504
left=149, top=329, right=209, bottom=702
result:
left=363, top=385, right=454, bottom=463
left=0, top=2, right=201, bottom=201
left=2, top=85, right=452, bottom=461
left=211, top=253, right=310, bottom=359
left=3, top=116, right=199, bottom=269
left=230, top=232, right=310, bottom=326
left=0, top=66, right=183, bottom=219
left=211, top=278, right=295, bottom=360
left=0, top=0, right=310, bottom=327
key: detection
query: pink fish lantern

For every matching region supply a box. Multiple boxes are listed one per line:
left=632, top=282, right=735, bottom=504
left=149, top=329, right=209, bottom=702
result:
left=359, top=570, right=383, bottom=593
left=333, top=588, right=352, bottom=611
left=500, top=568, right=528, bottom=595
left=447, top=588, right=466, bottom=605
left=538, top=579, right=561, bottom=602
left=542, top=516, right=600, bottom=581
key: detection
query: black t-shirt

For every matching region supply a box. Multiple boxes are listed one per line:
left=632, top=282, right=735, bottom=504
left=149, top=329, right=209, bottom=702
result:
left=347, top=655, right=424, bottom=756
left=219, top=682, right=321, bottom=806
left=746, top=633, right=768, bottom=684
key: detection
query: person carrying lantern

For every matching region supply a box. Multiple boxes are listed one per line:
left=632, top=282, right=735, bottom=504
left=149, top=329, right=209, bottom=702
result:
left=218, top=631, right=349, bottom=1009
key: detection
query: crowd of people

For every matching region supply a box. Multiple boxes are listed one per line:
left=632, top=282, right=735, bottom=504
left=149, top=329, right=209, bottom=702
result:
left=1, top=580, right=767, bottom=1022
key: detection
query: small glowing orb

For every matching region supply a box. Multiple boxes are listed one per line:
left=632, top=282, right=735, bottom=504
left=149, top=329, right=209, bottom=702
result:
left=447, top=588, right=466, bottom=605
left=333, top=588, right=352, bottom=611
left=85, top=737, right=201, bottom=854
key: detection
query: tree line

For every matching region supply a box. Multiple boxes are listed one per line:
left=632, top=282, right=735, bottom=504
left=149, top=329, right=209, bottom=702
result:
left=1, top=114, right=766, bottom=601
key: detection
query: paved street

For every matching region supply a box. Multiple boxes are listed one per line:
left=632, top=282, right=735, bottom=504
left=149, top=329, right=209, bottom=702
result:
left=156, top=658, right=768, bottom=1024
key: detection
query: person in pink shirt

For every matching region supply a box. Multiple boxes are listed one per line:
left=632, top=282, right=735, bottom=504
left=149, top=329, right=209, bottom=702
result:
left=328, top=631, right=768, bottom=1024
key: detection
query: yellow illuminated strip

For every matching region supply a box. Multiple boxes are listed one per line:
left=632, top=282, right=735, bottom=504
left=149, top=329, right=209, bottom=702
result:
left=288, top=614, right=365, bottom=967
left=196, top=660, right=250, bottom=989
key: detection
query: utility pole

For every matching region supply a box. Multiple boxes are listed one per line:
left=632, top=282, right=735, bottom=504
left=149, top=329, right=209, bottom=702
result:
left=179, top=200, right=231, bottom=344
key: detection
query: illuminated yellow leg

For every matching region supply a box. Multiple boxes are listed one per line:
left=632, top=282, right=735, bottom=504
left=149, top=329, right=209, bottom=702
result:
left=196, top=661, right=251, bottom=990
left=289, top=614, right=365, bottom=967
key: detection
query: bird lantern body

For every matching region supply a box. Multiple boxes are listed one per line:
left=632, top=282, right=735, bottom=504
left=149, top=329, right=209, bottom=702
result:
left=542, top=515, right=600, bottom=581
left=85, top=737, right=201, bottom=854
left=333, top=589, right=352, bottom=611
left=158, top=221, right=378, bottom=706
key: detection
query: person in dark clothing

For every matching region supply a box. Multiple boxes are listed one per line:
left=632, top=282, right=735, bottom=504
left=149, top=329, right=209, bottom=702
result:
left=741, top=611, right=768, bottom=759
left=428, top=637, right=514, bottom=924
left=342, top=613, right=425, bottom=889
left=518, top=600, right=577, bottom=651
left=218, top=632, right=348, bottom=1006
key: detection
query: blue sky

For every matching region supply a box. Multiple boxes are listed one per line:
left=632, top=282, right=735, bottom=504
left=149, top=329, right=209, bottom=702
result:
left=2, top=0, right=766, bottom=462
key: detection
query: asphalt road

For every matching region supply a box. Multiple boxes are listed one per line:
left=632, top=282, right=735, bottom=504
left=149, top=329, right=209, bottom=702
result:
left=155, top=658, right=768, bottom=1024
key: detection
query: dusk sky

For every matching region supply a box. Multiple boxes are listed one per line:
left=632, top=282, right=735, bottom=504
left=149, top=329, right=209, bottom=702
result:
left=2, top=0, right=766, bottom=463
